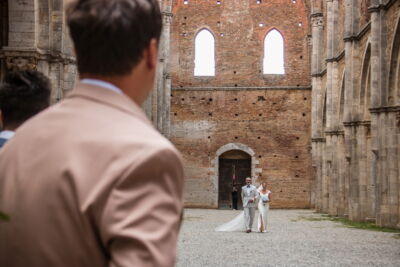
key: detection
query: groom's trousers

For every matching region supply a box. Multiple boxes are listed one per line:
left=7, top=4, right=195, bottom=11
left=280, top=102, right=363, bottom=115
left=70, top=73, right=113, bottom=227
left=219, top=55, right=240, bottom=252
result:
left=244, top=207, right=255, bottom=230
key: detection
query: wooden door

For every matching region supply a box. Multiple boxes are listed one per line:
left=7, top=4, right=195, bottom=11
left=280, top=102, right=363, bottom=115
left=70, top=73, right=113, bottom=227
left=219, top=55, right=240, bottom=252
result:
left=219, top=158, right=251, bottom=209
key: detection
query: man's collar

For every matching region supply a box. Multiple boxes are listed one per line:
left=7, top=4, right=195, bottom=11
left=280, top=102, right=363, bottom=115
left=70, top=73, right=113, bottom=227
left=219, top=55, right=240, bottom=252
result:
left=80, top=79, right=123, bottom=95
left=0, top=130, right=15, bottom=140
left=67, top=82, right=150, bottom=125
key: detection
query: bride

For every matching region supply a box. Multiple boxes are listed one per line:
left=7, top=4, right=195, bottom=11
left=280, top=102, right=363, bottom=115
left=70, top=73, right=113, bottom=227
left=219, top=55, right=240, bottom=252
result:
left=257, top=182, right=271, bottom=232
left=215, top=182, right=271, bottom=232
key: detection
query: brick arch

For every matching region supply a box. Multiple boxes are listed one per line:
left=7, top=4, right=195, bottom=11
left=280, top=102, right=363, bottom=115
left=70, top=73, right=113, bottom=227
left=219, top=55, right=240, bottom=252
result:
left=211, top=143, right=262, bottom=206
left=263, top=27, right=285, bottom=43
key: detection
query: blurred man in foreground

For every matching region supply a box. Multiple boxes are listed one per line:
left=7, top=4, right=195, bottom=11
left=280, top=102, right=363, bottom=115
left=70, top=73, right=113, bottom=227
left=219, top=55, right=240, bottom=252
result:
left=0, top=0, right=184, bottom=266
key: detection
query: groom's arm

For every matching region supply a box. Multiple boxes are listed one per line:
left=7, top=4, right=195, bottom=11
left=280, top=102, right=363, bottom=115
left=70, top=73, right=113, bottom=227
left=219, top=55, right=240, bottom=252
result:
left=253, top=190, right=259, bottom=202
left=241, top=188, right=244, bottom=203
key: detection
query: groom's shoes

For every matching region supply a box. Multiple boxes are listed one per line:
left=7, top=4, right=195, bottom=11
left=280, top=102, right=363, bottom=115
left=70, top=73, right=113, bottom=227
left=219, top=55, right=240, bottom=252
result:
left=246, top=230, right=251, bottom=233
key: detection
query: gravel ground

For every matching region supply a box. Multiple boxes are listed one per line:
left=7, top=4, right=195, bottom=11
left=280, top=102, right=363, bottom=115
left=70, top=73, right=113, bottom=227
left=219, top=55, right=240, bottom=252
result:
left=176, top=209, right=400, bottom=267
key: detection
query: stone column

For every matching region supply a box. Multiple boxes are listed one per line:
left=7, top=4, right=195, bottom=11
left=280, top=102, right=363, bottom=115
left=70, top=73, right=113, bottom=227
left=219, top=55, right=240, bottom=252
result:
left=144, top=0, right=173, bottom=136
left=369, top=0, right=389, bottom=227
left=158, top=6, right=173, bottom=137
left=310, top=4, right=324, bottom=211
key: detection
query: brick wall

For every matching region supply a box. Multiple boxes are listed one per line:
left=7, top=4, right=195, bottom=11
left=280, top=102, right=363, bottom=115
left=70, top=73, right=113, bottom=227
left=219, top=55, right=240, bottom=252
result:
left=170, top=0, right=312, bottom=208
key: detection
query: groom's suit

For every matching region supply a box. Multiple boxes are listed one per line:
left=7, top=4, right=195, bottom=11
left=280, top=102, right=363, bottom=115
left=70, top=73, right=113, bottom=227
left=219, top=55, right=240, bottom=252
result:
left=241, top=184, right=258, bottom=231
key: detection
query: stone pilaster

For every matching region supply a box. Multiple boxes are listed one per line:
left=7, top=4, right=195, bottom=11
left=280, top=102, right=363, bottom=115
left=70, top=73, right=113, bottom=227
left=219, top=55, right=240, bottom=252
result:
left=144, top=0, right=173, bottom=136
left=310, top=6, right=324, bottom=210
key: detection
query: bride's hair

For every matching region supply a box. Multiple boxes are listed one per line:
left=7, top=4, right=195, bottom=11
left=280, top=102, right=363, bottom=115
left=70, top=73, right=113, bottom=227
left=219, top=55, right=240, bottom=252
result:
left=257, top=182, right=268, bottom=192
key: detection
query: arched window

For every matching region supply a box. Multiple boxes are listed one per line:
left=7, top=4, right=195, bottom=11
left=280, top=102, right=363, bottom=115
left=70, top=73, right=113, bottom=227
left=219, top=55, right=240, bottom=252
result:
left=194, top=29, right=215, bottom=76
left=263, top=29, right=285, bottom=74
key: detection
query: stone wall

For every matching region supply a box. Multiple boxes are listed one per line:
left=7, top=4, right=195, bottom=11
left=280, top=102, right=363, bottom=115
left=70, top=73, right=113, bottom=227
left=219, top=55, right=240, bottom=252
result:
left=311, top=0, right=400, bottom=229
left=170, top=0, right=312, bottom=208
left=0, top=0, right=77, bottom=102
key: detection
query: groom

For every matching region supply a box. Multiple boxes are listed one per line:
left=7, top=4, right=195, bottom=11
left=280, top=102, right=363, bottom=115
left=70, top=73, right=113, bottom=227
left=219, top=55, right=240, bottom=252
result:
left=241, top=177, right=258, bottom=233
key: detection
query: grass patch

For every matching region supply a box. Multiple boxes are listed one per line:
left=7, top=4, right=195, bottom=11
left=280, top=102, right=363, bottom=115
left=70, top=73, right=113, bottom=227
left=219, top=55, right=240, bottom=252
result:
left=294, top=213, right=400, bottom=233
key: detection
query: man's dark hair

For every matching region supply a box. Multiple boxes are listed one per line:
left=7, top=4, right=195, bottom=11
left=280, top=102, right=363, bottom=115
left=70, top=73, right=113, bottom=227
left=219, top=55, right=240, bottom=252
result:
left=0, top=70, right=51, bottom=128
left=67, top=0, right=162, bottom=76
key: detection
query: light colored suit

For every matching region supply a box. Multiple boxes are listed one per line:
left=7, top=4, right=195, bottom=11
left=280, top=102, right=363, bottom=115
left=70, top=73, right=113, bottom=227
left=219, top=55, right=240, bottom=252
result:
left=241, top=185, right=258, bottom=230
left=0, top=83, right=184, bottom=267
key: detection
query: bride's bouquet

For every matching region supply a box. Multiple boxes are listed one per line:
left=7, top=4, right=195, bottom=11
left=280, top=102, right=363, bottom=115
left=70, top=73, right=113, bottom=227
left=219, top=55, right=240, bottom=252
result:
left=261, top=195, right=269, bottom=203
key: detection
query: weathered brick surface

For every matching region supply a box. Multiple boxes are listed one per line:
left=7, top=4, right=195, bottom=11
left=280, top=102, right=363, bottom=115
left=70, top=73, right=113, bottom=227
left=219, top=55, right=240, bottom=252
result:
left=170, top=0, right=312, bottom=209
left=171, top=88, right=312, bottom=209
left=171, top=0, right=310, bottom=88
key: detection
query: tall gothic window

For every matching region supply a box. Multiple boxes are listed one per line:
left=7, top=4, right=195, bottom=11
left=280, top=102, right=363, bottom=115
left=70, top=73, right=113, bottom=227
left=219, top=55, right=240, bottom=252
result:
left=194, top=29, right=215, bottom=76
left=263, top=29, right=285, bottom=74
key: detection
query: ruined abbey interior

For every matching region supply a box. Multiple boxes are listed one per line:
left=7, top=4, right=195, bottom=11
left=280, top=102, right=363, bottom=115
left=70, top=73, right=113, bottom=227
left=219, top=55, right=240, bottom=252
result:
left=0, top=0, right=399, bottom=229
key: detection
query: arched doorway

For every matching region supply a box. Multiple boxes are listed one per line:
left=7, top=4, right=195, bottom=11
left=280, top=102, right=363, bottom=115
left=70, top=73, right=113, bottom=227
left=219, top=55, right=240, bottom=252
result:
left=218, top=150, right=251, bottom=209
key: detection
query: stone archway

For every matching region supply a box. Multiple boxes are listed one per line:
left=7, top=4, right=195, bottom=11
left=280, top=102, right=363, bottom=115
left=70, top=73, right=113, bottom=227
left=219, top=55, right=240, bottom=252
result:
left=211, top=143, right=261, bottom=208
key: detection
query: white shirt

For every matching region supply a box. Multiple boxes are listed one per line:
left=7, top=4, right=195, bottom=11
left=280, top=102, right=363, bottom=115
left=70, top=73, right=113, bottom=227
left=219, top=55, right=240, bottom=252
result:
left=245, top=184, right=253, bottom=195
left=80, top=79, right=123, bottom=94
left=0, top=130, right=15, bottom=140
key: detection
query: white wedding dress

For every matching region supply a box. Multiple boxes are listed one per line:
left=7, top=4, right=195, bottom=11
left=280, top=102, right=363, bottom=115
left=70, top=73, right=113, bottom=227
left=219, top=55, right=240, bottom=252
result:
left=215, top=188, right=271, bottom=232
left=257, top=190, right=271, bottom=232
left=215, top=211, right=247, bottom=232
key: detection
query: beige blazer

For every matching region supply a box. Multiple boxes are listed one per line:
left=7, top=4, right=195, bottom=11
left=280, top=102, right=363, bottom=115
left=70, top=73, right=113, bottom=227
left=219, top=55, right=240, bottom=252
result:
left=0, top=83, right=184, bottom=267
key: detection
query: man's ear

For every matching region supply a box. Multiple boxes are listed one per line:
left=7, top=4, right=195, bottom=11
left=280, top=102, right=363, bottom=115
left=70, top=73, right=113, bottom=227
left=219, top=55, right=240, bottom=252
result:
left=146, top=39, right=158, bottom=70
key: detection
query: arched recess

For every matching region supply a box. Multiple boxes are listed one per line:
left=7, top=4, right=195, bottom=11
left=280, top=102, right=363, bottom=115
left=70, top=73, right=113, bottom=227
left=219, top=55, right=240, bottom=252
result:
left=212, top=143, right=261, bottom=208
left=322, top=90, right=327, bottom=130
left=388, top=14, right=400, bottom=106
left=339, top=70, right=345, bottom=125
left=194, top=28, right=215, bottom=76
left=263, top=28, right=285, bottom=74
left=360, top=43, right=371, bottom=121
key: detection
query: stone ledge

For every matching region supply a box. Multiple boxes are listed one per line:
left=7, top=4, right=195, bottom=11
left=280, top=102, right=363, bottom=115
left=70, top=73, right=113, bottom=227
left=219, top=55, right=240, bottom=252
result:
left=368, top=0, right=397, bottom=13
left=0, top=47, right=76, bottom=67
left=344, top=22, right=371, bottom=42
left=325, top=130, right=345, bottom=136
left=310, top=12, right=323, bottom=18
left=369, top=106, right=400, bottom=113
left=172, top=86, right=312, bottom=91
left=311, top=137, right=326, bottom=143
left=326, top=50, right=345, bottom=63
left=311, top=68, right=327, bottom=78
left=343, top=120, right=371, bottom=127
